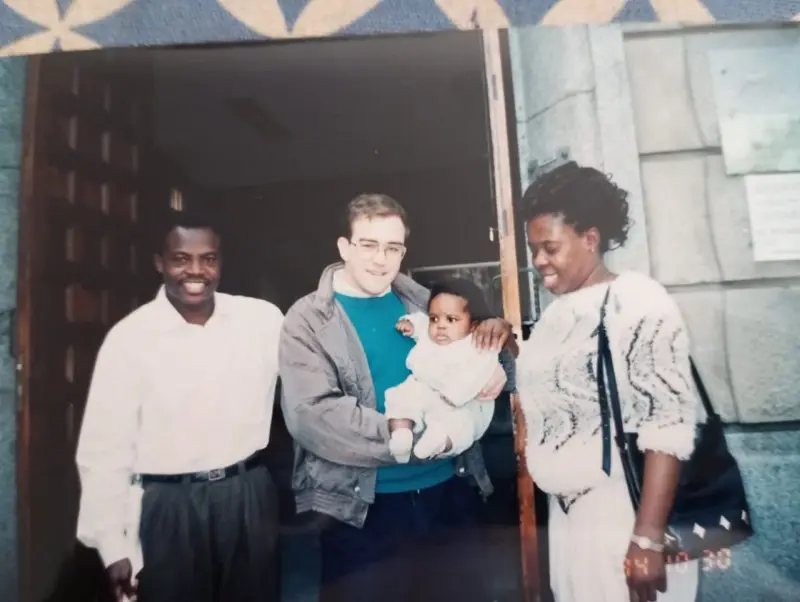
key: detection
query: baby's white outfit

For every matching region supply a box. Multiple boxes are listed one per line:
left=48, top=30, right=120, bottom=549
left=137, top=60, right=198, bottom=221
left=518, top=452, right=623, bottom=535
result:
left=384, top=311, right=500, bottom=462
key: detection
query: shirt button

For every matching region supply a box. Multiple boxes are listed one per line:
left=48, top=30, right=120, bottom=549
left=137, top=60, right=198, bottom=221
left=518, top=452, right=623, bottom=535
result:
left=354, top=485, right=361, bottom=493
left=458, top=467, right=465, bottom=474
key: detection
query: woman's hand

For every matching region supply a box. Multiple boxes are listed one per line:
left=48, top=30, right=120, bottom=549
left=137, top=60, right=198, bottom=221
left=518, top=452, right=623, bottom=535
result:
left=625, top=543, right=667, bottom=602
left=628, top=451, right=681, bottom=600
left=476, top=363, right=507, bottom=401
left=472, top=318, right=512, bottom=351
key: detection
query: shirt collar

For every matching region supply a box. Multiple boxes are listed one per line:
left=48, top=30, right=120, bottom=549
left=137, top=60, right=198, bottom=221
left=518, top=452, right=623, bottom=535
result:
left=152, top=285, right=231, bottom=330
left=314, top=262, right=429, bottom=318
left=332, top=269, right=392, bottom=298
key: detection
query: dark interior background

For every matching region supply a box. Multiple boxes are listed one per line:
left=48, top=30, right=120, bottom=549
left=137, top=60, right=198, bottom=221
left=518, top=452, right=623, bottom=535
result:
left=44, top=31, right=541, bottom=602
left=153, top=31, right=528, bottom=602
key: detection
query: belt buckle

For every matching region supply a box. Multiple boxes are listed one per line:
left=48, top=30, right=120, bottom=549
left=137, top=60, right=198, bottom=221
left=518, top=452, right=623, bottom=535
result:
left=207, top=468, right=225, bottom=482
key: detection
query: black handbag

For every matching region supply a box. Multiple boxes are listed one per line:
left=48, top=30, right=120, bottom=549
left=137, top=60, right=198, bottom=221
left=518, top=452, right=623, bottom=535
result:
left=596, top=288, right=754, bottom=562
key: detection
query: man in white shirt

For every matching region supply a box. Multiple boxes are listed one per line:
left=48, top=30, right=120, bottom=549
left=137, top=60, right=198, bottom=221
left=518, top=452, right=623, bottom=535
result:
left=75, top=210, right=284, bottom=602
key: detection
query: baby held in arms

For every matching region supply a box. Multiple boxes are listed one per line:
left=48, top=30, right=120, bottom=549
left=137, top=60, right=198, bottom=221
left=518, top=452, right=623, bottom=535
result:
left=385, top=278, right=501, bottom=463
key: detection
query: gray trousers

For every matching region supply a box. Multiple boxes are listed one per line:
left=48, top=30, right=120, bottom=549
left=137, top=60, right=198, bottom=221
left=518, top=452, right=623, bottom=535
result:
left=137, top=464, right=279, bottom=602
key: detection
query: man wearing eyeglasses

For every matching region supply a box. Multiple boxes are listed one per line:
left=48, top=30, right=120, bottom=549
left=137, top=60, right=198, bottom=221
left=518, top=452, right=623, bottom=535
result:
left=278, top=193, right=514, bottom=602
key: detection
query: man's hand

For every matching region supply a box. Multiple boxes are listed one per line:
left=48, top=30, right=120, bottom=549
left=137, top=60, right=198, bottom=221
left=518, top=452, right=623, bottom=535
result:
left=472, top=318, right=512, bottom=351
left=107, top=558, right=137, bottom=602
left=396, top=318, right=415, bottom=337
left=476, top=363, right=508, bottom=401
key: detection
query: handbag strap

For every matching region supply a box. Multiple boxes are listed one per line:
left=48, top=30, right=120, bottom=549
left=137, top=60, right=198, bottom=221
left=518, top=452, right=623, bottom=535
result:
left=597, top=282, right=722, bottom=467
left=597, top=287, right=613, bottom=476
left=689, top=358, right=721, bottom=423
left=598, top=287, right=628, bottom=461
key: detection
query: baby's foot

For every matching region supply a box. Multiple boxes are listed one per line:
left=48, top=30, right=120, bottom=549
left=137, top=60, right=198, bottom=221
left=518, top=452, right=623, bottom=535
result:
left=389, top=428, right=414, bottom=464
left=413, top=421, right=449, bottom=459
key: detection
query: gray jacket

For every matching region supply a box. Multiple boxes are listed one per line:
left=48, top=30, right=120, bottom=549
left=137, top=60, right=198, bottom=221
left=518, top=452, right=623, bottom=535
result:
left=278, top=262, right=495, bottom=528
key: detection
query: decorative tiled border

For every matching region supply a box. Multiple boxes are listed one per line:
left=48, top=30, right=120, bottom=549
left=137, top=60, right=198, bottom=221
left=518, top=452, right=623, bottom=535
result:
left=1, top=0, right=799, bottom=57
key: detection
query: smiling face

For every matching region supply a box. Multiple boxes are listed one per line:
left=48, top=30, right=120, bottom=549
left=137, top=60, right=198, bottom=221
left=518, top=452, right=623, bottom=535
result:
left=154, top=226, right=221, bottom=312
left=336, top=215, right=407, bottom=296
left=526, top=213, right=601, bottom=295
left=427, top=293, right=474, bottom=345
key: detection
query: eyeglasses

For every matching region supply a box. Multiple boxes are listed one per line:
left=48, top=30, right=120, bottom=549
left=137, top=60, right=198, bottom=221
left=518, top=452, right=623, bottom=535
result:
left=350, top=239, right=406, bottom=260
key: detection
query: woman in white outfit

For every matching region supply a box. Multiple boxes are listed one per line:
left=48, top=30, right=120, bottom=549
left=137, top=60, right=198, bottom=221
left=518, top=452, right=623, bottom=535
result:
left=515, top=162, right=700, bottom=602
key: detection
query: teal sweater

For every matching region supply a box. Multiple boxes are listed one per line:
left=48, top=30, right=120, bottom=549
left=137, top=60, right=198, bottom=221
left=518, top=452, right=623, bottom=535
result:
left=334, top=290, right=455, bottom=493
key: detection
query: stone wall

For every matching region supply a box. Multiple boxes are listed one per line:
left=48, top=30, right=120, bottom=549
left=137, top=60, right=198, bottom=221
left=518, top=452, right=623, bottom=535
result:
left=0, top=56, right=25, bottom=602
left=510, top=23, right=800, bottom=602
left=624, top=24, right=800, bottom=425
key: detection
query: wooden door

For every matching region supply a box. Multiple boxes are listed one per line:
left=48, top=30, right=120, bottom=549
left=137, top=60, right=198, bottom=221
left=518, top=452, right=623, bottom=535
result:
left=16, top=51, right=161, bottom=602
left=481, top=30, right=542, bottom=602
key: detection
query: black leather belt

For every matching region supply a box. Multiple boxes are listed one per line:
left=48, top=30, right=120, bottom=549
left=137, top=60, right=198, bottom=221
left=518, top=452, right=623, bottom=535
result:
left=134, top=451, right=263, bottom=485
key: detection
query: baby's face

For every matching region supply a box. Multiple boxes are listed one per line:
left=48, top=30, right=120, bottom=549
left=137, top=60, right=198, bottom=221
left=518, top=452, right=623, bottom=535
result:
left=427, top=293, right=473, bottom=345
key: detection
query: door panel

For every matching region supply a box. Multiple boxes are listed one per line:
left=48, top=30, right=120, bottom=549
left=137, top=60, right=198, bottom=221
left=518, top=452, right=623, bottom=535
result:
left=16, top=51, right=159, bottom=602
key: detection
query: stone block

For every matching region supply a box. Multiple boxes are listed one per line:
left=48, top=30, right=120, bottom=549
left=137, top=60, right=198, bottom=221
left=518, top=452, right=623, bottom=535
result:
left=0, top=342, right=13, bottom=394
left=623, top=27, right=800, bottom=157
left=0, top=166, right=18, bottom=197
left=0, top=171, right=19, bottom=391
left=669, top=288, right=738, bottom=422
left=509, top=25, right=594, bottom=120
left=623, top=35, right=707, bottom=154
left=682, top=27, right=800, bottom=152
left=0, top=126, right=22, bottom=170
left=700, top=428, right=800, bottom=602
left=0, top=57, right=22, bottom=601
left=590, top=25, right=650, bottom=276
left=725, top=286, right=800, bottom=423
left=704, top=155, right=800, bottom=281
left=0, top=59, right=25, bottom=169
left=0, top=388, right=17, bottom=602
left=518, top=91, right=602, bottom=180
left=0, top=171, right=19, bottom=306
left=639, top=155, right=722, bottom=286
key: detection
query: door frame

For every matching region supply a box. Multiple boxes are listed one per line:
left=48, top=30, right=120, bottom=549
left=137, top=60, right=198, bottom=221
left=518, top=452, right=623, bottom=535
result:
left=481, top=29, right=541, bottom=602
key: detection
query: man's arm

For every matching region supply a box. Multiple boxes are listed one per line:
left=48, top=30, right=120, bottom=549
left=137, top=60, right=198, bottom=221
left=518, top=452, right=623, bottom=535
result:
left=278, top=307, right=394, bottom=467
left=75, top=327, right=141, bottom=569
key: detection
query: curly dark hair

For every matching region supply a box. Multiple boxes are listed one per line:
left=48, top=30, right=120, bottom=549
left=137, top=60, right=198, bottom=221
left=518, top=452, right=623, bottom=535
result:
left=521, top=161, right=631, bottom=253
left=428, top=277, right=495, bottom=323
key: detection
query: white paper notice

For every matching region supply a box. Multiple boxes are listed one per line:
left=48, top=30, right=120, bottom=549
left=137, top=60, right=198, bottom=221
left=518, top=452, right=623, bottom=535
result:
left=743, top=173, right=800, bottom=262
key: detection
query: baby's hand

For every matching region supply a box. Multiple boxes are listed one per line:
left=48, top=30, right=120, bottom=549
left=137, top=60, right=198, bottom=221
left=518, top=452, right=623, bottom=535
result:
left=396, top=318, right=415, bottom=337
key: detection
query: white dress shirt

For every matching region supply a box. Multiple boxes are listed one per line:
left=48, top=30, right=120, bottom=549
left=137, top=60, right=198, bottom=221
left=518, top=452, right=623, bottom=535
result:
left=75, top=287, right=284, bottom=570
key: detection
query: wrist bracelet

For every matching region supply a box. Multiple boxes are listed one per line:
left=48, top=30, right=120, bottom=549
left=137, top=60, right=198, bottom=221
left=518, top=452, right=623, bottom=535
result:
left=630, top=534, right=665, bottom=553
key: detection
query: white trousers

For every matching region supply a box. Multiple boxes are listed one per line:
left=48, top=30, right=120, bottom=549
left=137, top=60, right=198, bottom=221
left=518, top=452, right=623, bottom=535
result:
left=548, top=477, right=699, bottom=602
